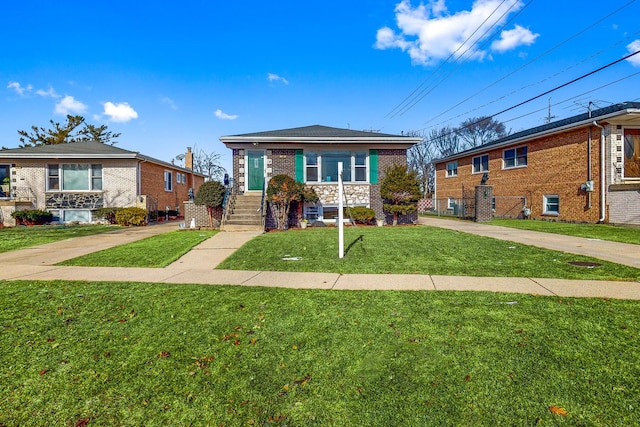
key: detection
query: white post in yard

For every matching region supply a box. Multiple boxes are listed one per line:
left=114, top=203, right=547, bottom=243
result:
left=338, top=162, right=344, bottom=259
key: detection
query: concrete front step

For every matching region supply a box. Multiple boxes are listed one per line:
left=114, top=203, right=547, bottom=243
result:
left=220, top=223, right=264, bottom=232
left=228, top=215, right=262, bottom=221
left=225, top=218, right=262, bottom=226
left=225, top=193, right=264, bottom=229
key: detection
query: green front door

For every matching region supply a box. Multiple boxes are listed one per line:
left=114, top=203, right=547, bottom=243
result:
left=247, top=150, right=264, bottom=191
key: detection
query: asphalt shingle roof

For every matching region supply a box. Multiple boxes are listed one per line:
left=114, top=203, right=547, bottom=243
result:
left=439, top=101, right=640, bottom=161
left=227, top=125, right=409, bottom=139
left=0, top=140, right=138, bottom=156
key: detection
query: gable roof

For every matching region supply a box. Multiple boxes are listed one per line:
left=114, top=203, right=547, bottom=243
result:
left=220, top=125, right=421, bottom=146
left=0, top=141, right=203, bottom=175
left=437, top=101, right=640, bottom=162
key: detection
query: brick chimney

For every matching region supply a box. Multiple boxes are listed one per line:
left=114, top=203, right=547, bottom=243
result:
left=185, top=147, right=193, bottom=170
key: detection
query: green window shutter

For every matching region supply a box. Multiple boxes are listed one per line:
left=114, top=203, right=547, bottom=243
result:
left=369, top=149, right=378, bottom=184
left=295, top=150, right=304, bottom=182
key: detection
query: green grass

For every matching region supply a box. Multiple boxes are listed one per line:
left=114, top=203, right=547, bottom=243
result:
left=490, top=219, right=640, bottom=245
left=217, top=226, right=640, bottom=281
left=0, top=224, right=119, bottom=253
left=57, top=230, right=216, bottom=268
left=1, top=280, right=639, bottom=426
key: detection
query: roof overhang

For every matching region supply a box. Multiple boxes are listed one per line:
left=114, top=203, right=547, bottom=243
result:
left=220, top=136, right=421, bottom=150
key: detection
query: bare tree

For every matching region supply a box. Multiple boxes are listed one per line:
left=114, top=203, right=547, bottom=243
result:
left=190, top=145, right=227, bottom=182
left=407, top=126, right=461, bottom=196
left=455, top=116, right=508, bottom=149
left=430, top=125, right=462, bottom=157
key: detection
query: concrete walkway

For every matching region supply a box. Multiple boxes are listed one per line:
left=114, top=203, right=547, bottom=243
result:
left=1, top=219, right=639, bottom=300
left=418, top=216, right=640, bottom=268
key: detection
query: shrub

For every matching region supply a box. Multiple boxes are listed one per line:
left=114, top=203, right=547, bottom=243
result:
left=194, top=181, right=226, bottom=227
left=11, top=209, right=53, bottom=225
left=115, top=207, right=147, bottom=226
left=380, top=164, right=422, bottom=225
left=93, top=207, right=122, bottom=224
left=348, top=206, right=375, bottom=224
left=267, top=175, right=303, bottom=230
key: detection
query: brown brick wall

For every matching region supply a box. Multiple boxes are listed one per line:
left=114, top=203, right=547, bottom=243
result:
left=270, top=149, right=297, bottom=178
left=436, top=126, right=604, bottom=223
left=140, top=162, right=204, bottom=214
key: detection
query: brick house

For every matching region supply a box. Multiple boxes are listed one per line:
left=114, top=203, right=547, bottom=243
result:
left=434, top=102, right=640, bottom=225
left=0, top=141, right=205, bottom=226
left=219, top=125, right=421, bottom=227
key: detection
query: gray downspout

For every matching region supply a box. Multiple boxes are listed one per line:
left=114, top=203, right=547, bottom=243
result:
left=592, top=121, right=605, bottom=222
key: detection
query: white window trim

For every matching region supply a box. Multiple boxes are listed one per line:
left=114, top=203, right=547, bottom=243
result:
left=446, top=161, right=458, bottom=177
left=543, top=194, right=559, bottom=215
left=46, top=163, right=103, bottom=192
left=472, top=154, right=489, bottom=174
left=304, top=151, right=369, bottom=184
left=502, top=145, right=528, bottom=169
left=447, top=197, right=456, bottom=210
left=164, top=171, right=173, bottom=192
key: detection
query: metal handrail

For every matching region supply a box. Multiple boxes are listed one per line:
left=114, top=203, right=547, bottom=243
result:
left=259, top=179, right=267, bottom=228
left=221, top=178, right=236, bottom=228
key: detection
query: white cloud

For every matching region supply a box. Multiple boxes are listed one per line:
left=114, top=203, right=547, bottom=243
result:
left=491, top=24, right=539, bottom=52
left=7, top=81, right=32, bottom=96
left=626, top=40, right=640, bottom=67
left=161, top=96, right=178, bottom=110
left=215, top=109, right=238, bottom=120
left=267, top=73, right=289, bottom=85
left=103, top=101, right=138, bottom=122
left=375, top=0, right=538, bottom=65
left=35, top=86, right=59, bottom=98
left=55, top=95, right=88, bottom=115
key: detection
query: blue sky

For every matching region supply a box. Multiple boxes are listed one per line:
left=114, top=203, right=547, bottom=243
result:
left=2, top=1, right=639, bottom=173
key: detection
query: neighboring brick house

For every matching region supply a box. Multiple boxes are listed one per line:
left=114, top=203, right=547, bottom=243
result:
left=434, top=102, right=640, bottom=225
left=0, top=141, right=205, bottom=226
left=219, top=125, right=421, bottom=226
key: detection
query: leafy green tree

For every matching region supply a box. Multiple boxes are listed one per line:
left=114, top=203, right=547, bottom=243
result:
left=266, top=174, right=304, bottom=230
left=380, top=164, right=422, bottom=226
left=17, top=115, right=120, bottom=147
left=194, top=181, right=226, bottom=228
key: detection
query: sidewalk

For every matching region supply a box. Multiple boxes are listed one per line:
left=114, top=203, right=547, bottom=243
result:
left=1, top=220, right=639, bottom=300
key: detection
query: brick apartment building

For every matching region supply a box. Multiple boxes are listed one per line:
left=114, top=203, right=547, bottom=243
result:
left=434, top=102, right=640, bottom=225
left=220, top=125, right=421, bottom=227
left=0, top=141, right=205, bottom=226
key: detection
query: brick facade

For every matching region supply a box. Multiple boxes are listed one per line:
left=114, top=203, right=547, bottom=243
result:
left=0, top=148, right=205, bottom=226
left=139, top=161, right=204, bottom=214
left=436, top=126, right=605, bottom=223
left=230, top=146, right=418, bottom=226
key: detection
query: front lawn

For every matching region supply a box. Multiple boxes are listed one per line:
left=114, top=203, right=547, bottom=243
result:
left=57, top=230, right=216, bottom=268
left=0, top=224, right=119, bottom=254
left=490, top=219, right=640, bottom=245
left=217, top=226, right=640, bottom=281
left=1, top=280, right=639, bottom=426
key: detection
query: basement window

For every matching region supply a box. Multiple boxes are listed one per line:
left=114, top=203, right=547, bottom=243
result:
left=543, top=195, right=559, bottom=215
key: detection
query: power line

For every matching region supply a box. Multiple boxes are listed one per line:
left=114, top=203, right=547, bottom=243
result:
left=425, top=28, right=640, bottom=130
left=410, top=53, right=640, bottom=145
left=421, top=0, right=638, bottom=126
left=391, top=0, right=529, bottom=119
left=386, top=0, right=525, bottom=119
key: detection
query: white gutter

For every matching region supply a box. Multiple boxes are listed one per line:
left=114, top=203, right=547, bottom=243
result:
left=593, top=121, right=606, bottom=222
